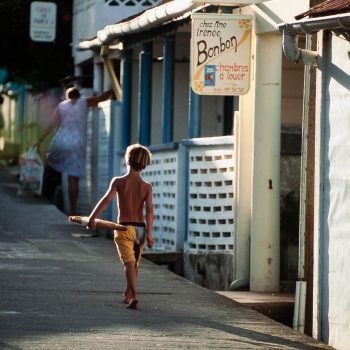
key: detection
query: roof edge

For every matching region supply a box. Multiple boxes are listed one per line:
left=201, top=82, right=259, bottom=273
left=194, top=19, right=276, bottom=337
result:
left=278, top=12, right=350, bottom=35
left=78, top=0, right=204, bottom=51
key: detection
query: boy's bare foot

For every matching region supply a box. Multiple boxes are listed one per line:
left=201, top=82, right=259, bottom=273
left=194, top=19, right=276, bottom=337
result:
left=126, top=298, right=138, bottom=309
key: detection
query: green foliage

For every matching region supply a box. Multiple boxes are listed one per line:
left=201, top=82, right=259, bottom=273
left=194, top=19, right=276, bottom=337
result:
left=0, top=0, right=73, bottom=91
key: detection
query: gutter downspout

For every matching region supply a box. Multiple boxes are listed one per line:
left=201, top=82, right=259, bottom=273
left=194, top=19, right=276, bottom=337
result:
left=282, top=32, right=317, bottom=65
left=279, top=13, right=350, bottom=65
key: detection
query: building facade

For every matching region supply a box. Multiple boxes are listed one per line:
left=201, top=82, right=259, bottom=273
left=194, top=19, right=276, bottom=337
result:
left=71, top=0, right=308, bottom=294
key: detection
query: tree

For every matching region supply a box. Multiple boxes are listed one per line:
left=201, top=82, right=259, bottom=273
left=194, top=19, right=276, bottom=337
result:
left=0, top=0, right=73, bottom=91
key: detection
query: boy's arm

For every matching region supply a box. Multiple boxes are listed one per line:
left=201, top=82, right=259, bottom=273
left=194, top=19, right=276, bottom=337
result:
left=88, top=178, right=117, bottom=229
left=145, top=184, right=154, bottom=248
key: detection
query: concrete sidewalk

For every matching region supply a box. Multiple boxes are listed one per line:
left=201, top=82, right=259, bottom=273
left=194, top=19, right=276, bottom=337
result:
left=0, top=165, right=333, bottom=350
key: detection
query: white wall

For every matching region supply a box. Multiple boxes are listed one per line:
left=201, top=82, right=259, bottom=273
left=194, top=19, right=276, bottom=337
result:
left=72, top=0, right=163, bottom=64
left=201, top=96, right=224, bottom=137
left=72, top=0, right=96, bottom=64
left=253, top=0, right=310, bottom=31
left=174, top=62, right=190, bottom=141
left=315, top=32, right=350, bottom=350
left=281, top=54, right=304, bottom=125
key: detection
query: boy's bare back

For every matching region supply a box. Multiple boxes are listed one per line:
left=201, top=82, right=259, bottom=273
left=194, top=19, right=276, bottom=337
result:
left=114, top=172, right=152, bottom=223
left=88, top=143, right=153, bottom=246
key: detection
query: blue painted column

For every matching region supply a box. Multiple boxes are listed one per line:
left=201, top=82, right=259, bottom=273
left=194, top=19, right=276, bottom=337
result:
left=188, top=83, right=201, bottom=139
left=138, top=42, right=153, bottom=146
left=121, top=49, right=132, bottom=149
left=162, top=35, right=175, bottom=144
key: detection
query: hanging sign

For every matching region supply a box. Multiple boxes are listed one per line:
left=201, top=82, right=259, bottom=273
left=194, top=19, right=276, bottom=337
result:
left=191, top=13, right=252, bottom=95
left=30, top=2, right=57, bottom=42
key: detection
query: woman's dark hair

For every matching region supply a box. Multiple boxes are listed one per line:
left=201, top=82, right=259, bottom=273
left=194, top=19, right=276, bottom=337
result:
left=66, top=87, right=81, bottom=99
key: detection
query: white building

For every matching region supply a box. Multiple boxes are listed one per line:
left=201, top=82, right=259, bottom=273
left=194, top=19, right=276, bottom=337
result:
left=73, top=0, right=305, bottom=295
left=5, top=0, right=349, bottom=348
left=279, top=1, right=350, bottom=348
left=72, top=1, right=350, bottom=348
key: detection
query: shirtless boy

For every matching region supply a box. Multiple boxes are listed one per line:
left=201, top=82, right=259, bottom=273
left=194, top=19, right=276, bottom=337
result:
left=87, top=144, right=154, bottom=309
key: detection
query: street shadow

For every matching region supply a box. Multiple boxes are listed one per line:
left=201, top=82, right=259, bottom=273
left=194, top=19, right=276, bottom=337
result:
left=188, top=316, right=326, bottom=349
left=0, top=183, right=51, bottom=205
left=133, top=304, right=331, bottom=350
left=0, top=341, right=22, bottom=350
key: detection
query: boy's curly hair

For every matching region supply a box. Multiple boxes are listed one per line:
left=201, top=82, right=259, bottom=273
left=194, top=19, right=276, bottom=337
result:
left=125, top=144, right=152, bottom=171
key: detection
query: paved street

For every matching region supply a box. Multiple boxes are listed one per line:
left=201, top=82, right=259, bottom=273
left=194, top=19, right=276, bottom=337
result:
left=0, top=165, right=334, bottom=350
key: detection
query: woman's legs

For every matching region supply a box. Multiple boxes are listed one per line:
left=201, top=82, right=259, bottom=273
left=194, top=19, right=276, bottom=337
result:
left=68, top=175, right=79, bottom=215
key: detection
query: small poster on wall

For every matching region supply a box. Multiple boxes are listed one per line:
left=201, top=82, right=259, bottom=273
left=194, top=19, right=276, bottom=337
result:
left=191, top=13, right=252, bottom=96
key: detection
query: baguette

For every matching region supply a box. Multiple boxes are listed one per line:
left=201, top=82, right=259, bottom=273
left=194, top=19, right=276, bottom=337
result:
left=69, top=216, right=127, bottom=231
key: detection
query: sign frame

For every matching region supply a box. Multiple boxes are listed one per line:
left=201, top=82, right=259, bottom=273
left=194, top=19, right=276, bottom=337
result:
left=30, top=1, right=57, bottom=42
left=191, top=13, right=252, bottom=96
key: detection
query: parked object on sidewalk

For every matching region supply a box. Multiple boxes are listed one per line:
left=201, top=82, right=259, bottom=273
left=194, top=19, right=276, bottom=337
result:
left=17, top=146, right=44, bottom=196
left=69, top=215, right=127, bottom=231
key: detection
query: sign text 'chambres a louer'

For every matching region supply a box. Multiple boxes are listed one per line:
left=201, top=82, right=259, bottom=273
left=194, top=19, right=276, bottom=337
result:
left=191, top=14, right=252, bottom=96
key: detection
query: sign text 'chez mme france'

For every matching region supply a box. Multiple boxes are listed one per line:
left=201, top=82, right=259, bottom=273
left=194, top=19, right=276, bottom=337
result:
left=191, top=14, right=252, bottom=96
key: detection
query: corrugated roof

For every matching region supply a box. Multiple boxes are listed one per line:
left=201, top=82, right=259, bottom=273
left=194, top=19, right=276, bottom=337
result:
left=295, top=0, right=350, bottom=20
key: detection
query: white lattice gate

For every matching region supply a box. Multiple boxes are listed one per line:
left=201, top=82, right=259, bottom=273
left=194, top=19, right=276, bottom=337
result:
left=186, top=138, right=235, bottom=253
left=119, top=144, right=186, bottom=251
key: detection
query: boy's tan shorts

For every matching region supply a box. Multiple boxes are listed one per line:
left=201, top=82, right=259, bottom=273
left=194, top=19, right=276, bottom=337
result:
left=114, top=226, right=145, bottom=266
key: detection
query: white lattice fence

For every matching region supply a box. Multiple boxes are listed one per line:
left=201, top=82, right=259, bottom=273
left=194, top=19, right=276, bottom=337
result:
left=120, top=145, right=185, bottom=251
left=187, top=144, right=234, bottom=253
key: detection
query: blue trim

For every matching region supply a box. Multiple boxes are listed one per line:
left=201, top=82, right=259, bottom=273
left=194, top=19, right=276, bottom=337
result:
left=138, top=42, right=153, bottom=146
left=107, top=100, right=118, bottom=222
left=188, top=86, right=201, bottom=138
left=121, top=49, right=132, bottom=149
left=184, top=144, right=190, bottom=242
left=162, top=35, right=175, bottom=143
